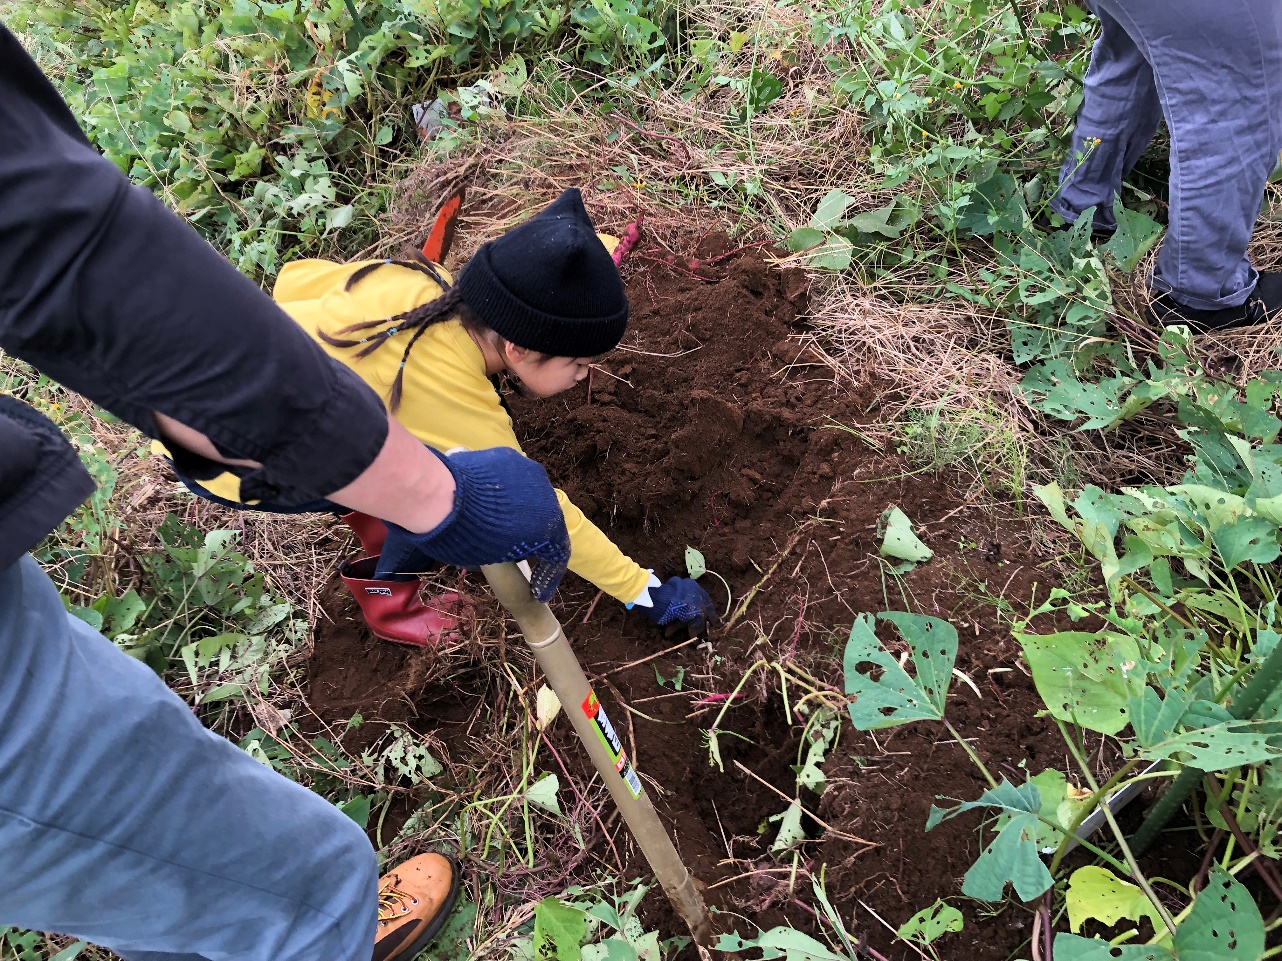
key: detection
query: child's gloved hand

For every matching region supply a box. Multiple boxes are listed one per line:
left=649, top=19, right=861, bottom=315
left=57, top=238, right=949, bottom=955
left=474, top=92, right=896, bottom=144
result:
left=381, top=446, right=570, bottom=602
left=635, top=577, right=720, bottom=638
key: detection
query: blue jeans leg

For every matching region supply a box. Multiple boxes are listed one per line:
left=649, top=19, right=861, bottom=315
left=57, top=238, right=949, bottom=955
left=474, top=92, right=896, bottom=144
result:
left=1050, top=0, right=1162, bottom=232
left=0, top=556, right=378, bottom=961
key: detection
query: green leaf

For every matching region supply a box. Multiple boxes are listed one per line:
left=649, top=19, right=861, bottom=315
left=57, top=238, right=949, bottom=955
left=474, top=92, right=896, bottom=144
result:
left=810, top=189, right=856, bottom=230
left=1100, top=199, right=1163, bottom=273
left=1065, top=866, right=1165, bottom=935
left=796, top=711, right=840, bottom=792
left=419, top=899, right=478, bottom=961
left=808, top=234, right=853, bottom=271
left=1052, top=934, right=1171, bottom=961
left=1140, top=720, right=1282, bottom=772
left=374, top=125, right=393, bottom=145
left=897, top=900, right=963, bottom=944
left=786, top=226, right=827, bottom=252
left=1016, top=630, right=1145, bottom=734
left=338, top=794, right=372, bottom=828
left=326, top=203, right=354, bottom=231
left=49, top=942, right=88, bottom=961
left=1174, top=865, right=1264, bottom=961
left=933, top=780, right=1053, bottom=901
left=843, top=199, right=906, bottom=239
left=843, top=611, right=957, bottom=729
left=1210, top=514, right=1281, bottom=569
left=965, top=813, right=1053, bottom=901
left=878, top=506, right=933, bottom=565
left=716, top=926, right=849, bottom=960
left=582, top=939, right=640, bottom=961
left=533, top=897, right=587, bottom=961
left=525, top=773, right=562, bottom=816
left=684, top=546, right=706, bottom=579
left=768, top=801, right=807, bottom=853
left=1129, top=687, right=1196, bottom=749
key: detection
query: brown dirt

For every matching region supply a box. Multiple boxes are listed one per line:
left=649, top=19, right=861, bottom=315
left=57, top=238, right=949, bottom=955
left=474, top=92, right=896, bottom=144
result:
left=301, top=243, right=1135, bottom=960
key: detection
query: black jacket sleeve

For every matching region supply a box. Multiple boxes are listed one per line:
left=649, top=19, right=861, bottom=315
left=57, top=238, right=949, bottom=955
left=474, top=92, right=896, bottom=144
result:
left=0, top=25, right=388, bottom=507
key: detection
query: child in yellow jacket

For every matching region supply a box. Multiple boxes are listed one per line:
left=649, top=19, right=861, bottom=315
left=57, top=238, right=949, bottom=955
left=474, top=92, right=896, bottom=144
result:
left=170, top=189, right=716, bottom=646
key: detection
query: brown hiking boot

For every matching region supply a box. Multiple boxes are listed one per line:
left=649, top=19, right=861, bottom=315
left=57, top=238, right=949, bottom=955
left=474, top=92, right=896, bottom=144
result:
left=373, top=853, right=461, bottom=961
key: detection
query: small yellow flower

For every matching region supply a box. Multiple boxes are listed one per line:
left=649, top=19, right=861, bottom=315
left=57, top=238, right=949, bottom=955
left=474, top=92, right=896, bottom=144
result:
left=953, top=81, right=962, bottom=89
left=921, top=128, right=929, bottom=136
left=927, top=97, right=934, bottom=103
left=632, top=180, right=646, bottom=189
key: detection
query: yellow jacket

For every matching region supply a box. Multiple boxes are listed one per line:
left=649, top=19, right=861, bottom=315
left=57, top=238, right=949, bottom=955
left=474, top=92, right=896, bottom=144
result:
left=182, top=258, right=651, bottom=604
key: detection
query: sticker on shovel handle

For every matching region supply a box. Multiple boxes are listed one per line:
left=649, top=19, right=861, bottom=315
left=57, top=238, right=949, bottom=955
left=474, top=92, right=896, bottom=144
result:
left=582, top=690, right=643, bottom=798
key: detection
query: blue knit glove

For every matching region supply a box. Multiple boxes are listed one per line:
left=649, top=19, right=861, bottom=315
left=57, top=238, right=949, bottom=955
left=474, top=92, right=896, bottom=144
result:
left=381, top=446, right=570, bottom=602
left=636, top=577, right=719, bottom=637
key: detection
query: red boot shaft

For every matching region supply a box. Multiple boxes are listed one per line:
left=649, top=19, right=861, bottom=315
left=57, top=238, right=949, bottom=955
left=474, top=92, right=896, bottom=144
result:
left=339, top=556, right=461, bottom=648
left=339, top=510, right=388, bottom=557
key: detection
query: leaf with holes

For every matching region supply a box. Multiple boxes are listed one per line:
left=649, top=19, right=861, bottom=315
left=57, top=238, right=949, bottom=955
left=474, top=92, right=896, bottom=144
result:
left=1052, top=935, right=1171, bottom=961
left=1174, top=865, right=1265, bottom=961
left=716, top=926, right=849, bottom=960
left=843, top=611, right=957, bottom=730
left=897, top=900, right=963, bottom=944
left=684, top=546, right=706, bottom=579
left=1016, top=630, right=1145, bottom=735
left=1210, top=514, right=1281, bottom=569
left=1066, top=866, right=1166, bottom=935
left=1100, top=199, right=1163, bottom=274
left=1139, top=720, right=1282, bottom=772
left=532, top=897, right=587, bottom=961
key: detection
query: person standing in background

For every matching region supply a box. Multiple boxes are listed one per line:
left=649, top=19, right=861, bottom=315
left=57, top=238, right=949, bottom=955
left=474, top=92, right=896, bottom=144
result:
left=1048, top=0, right=1282, bottom=332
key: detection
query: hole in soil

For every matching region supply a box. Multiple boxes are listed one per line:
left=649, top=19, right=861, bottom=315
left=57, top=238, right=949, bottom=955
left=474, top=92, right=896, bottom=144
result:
left=301, top=244, right=1080, bottom=960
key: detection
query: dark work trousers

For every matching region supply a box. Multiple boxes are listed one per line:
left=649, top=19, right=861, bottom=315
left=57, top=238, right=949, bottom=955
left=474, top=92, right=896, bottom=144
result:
left=1050, top=0, right=1282, bottom=311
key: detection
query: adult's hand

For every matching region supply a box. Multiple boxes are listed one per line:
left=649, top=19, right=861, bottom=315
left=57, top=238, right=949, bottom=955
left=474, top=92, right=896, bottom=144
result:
left=379, top=446, right=570, bottom=602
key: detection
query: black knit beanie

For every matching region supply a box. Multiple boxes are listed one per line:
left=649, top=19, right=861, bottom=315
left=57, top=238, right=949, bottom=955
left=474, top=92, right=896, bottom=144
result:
left=456, top=188, right=628, bottom=357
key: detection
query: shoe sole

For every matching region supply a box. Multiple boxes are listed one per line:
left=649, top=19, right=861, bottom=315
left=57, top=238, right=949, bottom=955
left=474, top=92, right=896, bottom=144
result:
left=398, top=855, right=463, bottom=961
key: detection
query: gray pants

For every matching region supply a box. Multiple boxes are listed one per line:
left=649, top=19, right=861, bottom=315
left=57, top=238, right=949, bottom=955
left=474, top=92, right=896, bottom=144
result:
left=0, top=556, right=378, bottom=961
left=1051, top=0, right=1282, bottom=310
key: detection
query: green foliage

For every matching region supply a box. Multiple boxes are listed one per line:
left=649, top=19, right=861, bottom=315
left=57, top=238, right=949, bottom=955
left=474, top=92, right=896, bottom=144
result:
left=1055, top=866, right=1264, bottom=961
left=61, top=516, right=306, bottom=685
left=1016, top=629, right=1145, bottom=735
left=843, top=611, right=957, bottom=729
left=10, top=0, right=677, bottom=279
left=1065, top=865, right=1165, bottom=936
left=767, top=709, right=839, bottom=853
left=927, top=779, right=1054, bottom=901
left=717, top=927, right=850, bottom=961
left=533, top=897, right=587, bottom=961
left=787, top=190, right=917, bottom=270
left=877, top=506, right=933, bottom=570
left=896, top=900, right=963, bottom=946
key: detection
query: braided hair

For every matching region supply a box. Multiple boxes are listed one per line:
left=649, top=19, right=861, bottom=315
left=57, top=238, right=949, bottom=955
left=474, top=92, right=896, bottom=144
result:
left=317, top=256, right=477, bottom=411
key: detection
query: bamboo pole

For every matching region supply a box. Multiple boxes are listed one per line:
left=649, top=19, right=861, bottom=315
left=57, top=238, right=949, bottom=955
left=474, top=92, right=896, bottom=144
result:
left=482, top=563, right=714, bottom=947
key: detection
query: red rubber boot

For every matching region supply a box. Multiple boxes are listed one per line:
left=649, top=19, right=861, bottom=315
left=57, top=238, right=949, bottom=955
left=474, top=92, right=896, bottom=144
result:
left=339, top=556, right=463, bottom=648
left=340, top=510, right=388, bottom=557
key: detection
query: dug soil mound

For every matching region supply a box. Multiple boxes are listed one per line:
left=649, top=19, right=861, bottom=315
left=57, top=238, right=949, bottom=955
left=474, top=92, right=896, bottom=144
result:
left=306, top=242, right=1070, bottom=960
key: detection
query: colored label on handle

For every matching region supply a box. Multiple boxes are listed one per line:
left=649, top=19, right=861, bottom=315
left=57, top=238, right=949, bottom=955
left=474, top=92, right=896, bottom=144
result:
left=582, top=690, right=642, bottom=798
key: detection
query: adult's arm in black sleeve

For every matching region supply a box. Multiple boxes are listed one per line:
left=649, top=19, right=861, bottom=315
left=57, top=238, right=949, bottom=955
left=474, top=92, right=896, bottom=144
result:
left=0, top=25, right=387, bottom=507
